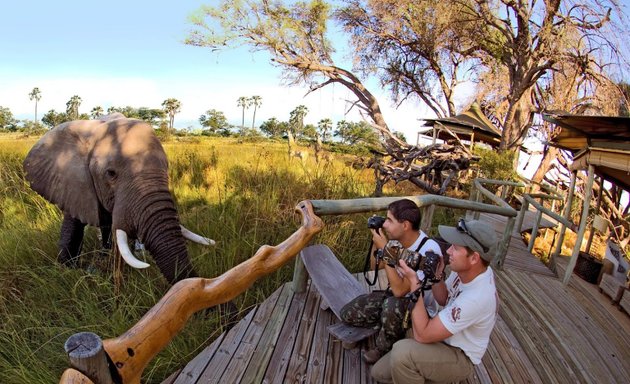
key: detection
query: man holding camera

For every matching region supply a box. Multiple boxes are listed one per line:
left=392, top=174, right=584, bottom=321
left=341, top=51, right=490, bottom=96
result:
left=340, top=199, right=443, bottom=364
left=370, top=218, right=498, bottom=383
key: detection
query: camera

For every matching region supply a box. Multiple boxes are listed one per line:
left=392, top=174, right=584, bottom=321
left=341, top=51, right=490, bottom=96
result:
left=381, top=240, right=421, bottom=270
left=367, top=215, right=386, bottom=230
left=420, top=251, right=441, bottom=282
left=380, top=241, right=442, bottom=283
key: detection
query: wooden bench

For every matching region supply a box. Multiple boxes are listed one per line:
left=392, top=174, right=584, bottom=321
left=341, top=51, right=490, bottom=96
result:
left=599, top=273, right=625, bottom=304
left=619, top=286, right=630, bottom=315
left=300, top=244, right=378, bottom=344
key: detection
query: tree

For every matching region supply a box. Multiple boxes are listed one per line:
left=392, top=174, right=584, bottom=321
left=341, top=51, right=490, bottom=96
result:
left=161, top=98, right=181, bottom=133
left=337, top=1, right=470, bottom=119
left=186, top=0, right=406, bottom=149
left=317, top=118, right=332, bottom=142
left=250, top=95, right=263, bottom=129
left=137, top=108, right=166, bottom=126
left=302, top=123, right=318, bottom=141
left=42, top=109, right=69, bottom=129
left=456, top=0, right=624, bottom=153
left=259, top=117, right=287, bottom=138
left=334, top=120, right=378, bottom=145
left=199, top=109, right=229, bottom=133
left=29, top=87, right=42, bottom=123
left=0, top=106, right=17, bottom=131
left=237, top=96, right=249, bottom=130
left=91, top=106, right=104, bottom=119
left=66, top=95, right=82, bottom=120
left=183, top=0, right=505, bottom=195
left=289, top=105, right=309, bottom=142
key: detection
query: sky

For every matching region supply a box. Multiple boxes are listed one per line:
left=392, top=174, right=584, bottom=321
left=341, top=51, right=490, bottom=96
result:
left=0, top=0, right=444, bottom=143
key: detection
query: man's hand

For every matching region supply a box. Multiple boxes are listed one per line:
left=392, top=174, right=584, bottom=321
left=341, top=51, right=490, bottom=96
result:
left=435, top=254, right=446, bottom=281
left=370, top=228, right=387, bottom=249
left=399, top=259, right=421, bottom=291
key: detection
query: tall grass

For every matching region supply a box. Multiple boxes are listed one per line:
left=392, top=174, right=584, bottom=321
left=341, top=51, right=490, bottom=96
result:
left=0, top=135, right=418, bottom=383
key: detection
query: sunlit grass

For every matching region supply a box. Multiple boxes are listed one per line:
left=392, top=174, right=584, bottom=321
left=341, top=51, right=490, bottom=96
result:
left=1, top=134, right=417, bottom=383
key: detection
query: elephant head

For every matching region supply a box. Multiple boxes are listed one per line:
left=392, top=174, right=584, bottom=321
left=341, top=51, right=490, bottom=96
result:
left=23, top=113, right=213, bottom=284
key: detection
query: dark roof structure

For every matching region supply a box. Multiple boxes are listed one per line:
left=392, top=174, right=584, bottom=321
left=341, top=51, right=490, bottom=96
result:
left=543, top=112, right=630, bottom=192
left=419, top=103, right=502, bottom=147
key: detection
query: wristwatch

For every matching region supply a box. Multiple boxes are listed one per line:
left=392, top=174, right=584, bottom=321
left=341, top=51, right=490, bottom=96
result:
left=407, top=288, right=422, bottom=303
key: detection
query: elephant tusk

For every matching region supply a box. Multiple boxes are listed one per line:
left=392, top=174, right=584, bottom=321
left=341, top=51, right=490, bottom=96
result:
left=180, top=225, right=216, bottom=246
left=115, top=230, right=151, bottom=269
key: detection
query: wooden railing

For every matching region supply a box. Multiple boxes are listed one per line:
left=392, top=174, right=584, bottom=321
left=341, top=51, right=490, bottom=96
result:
left=515, top=193, right=576, bottom=273
left=468, top=178, right=523, bottom=269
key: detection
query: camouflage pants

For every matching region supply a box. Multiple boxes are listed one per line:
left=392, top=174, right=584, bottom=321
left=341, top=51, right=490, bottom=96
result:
left=340, top=291, right=409, bottom=354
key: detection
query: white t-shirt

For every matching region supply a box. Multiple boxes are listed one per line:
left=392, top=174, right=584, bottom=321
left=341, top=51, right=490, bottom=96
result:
left=399, top=231, right=443, bottom=317
left=438, top=267, right=498, bottom=364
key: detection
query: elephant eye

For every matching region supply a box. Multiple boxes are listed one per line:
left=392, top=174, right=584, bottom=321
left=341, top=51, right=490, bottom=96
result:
left=106, top=169, right=117, bottom=180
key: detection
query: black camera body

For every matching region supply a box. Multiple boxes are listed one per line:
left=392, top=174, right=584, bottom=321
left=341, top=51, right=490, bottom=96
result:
left=420, top=251, right=441, bottom=282
left=367, top=215, right=386, bottom=230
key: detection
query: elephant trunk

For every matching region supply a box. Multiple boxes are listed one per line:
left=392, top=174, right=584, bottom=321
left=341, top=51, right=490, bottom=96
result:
left=114, top=174, right=196, bottom=284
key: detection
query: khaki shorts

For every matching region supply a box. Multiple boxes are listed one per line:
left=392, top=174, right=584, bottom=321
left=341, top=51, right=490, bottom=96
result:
left=371, top=339, right=473, bottom=383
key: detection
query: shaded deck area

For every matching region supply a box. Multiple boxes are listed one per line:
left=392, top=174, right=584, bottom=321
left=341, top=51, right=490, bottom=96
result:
left=163, top=213, right=630, bottom=383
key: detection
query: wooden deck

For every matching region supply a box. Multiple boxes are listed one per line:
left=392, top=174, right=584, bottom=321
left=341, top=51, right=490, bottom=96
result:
left=163, top=213, right=630, bottom=384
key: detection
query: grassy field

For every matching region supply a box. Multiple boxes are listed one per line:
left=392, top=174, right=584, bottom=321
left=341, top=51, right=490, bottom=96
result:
left=0, top=133, right=428, bottom=383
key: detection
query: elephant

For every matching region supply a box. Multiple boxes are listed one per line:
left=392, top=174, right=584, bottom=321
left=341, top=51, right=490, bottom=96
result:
left=23, top=113, right=214, bottom=284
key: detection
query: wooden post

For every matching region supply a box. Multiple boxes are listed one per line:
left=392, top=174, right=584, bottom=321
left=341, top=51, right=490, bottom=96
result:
left=585, top=176, right=604, bottom=254
left=552, top=171, right=577, bottom=265
left=420, top=205, right=435, bottom=234
left=292, top=251, right=308, bottom=293
left=563, top=165, right=595, bottom=285
left=473, top=187, right=482, bottom=220
left=64, top=332, right=113, bottom=384
left=515, top=198, right=529, bottom=233
left=493, top=216, right=515, bottom=270
left=527, top=210, right=543, bottom=254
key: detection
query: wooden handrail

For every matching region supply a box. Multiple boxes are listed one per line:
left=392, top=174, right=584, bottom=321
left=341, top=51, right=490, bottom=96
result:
left=309, top=194, right=515, bottom=217
left=60, top=200, right=324, bottom=384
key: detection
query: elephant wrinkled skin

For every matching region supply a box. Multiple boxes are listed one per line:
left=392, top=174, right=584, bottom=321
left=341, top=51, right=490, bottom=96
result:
left=23, top=113, right=207, bottom=284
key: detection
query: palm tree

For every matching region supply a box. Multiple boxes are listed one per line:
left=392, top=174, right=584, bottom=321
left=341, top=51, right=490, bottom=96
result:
left=250, top=95, right=262, bottom=129
left=91, top=106, right=104, bottom=119
left=66, top=95, right=82, bottom=120
left=289, top=105, right=309, bottom=141
left=161, top=98, right=181, bottom=133
left=29, top=87, right=41, bottom=123
left=237, top=96, right=249, bottom=130
left=317, top=118, right=332, bottom=142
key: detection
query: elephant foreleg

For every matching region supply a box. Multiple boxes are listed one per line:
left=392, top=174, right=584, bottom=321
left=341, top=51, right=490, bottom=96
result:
left=100, top=225, right=112, bottom=249
left=58, top=213, right=86, bottom=267
left=98, top=207, right=112, bottom=250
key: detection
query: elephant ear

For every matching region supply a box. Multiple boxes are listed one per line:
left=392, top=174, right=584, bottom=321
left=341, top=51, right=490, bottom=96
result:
left=23, top=120, right=104, bottom=226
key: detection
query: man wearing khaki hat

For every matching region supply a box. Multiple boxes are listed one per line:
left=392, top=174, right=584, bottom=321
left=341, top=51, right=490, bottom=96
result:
left=371, top=218, right=499, bottom=383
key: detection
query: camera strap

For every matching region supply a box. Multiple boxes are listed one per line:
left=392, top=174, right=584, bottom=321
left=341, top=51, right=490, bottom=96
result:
left=415, top=235, right=430, bottom=253
left=364, top=241, right=379, bottom=286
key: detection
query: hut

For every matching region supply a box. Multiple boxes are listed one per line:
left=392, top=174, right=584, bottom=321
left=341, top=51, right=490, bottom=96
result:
left=543, top=112, right=630, bottom=285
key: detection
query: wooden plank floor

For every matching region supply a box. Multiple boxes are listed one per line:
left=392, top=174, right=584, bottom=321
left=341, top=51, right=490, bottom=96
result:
left=163, top=213, right=630, bottom=384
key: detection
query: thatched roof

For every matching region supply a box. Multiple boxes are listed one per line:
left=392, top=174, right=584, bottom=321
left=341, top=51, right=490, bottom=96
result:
left=419, top=103, right=502, bottom=147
